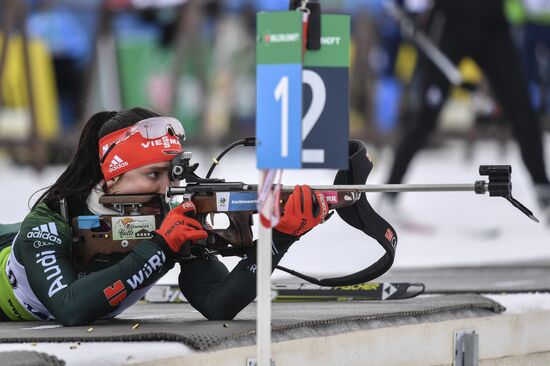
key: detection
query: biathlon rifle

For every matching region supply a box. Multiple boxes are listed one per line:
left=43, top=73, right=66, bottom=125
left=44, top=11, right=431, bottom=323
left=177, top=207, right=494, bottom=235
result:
left=71, top=137, right=538, bottom=279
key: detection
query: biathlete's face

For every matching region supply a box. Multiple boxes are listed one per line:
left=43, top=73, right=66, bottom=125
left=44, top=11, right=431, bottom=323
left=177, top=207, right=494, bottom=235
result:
left=106, top=161, right=171, bottom=195
left=99, top=117, right=186, bottom=196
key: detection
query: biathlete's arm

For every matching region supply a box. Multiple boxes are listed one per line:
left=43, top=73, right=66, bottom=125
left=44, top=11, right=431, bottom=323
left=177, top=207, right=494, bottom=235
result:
left=178, top=231, right=297, bottom=320
left=15, top=204, right=174, bottom=326
left=179, top=185, right=328, bottom=320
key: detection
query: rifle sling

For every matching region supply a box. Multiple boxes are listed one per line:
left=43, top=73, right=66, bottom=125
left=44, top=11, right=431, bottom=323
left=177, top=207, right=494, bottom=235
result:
left=277, top=139, right=397, bottom=286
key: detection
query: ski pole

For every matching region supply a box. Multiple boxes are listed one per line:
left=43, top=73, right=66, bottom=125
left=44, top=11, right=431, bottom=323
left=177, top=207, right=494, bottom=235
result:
left=383, top=0, right=477, bottom=91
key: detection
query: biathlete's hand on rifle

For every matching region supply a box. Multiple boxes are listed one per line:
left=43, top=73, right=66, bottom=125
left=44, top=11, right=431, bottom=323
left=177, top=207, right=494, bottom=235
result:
left=155, top=201, right=208, bottom=255
left=275, top=185, right=329, bottom=237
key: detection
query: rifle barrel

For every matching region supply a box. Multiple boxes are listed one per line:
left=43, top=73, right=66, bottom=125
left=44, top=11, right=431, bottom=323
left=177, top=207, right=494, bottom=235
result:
left=298, top=183, right=477, bottom=193
left=167, top=182, right=487, bottom=195
left=280, top=183, right=481, bottom=193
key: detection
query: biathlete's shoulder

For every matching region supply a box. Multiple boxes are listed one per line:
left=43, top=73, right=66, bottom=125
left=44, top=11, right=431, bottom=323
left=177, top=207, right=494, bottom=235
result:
left=14, top=203, right=72, bottom=258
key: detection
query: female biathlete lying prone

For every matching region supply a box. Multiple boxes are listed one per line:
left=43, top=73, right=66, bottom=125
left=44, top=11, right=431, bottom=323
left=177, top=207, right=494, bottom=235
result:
left=0, top=107, right=328, bottom=325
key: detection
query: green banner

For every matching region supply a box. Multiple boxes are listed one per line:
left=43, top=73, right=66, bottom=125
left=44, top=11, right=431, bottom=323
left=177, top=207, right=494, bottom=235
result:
left=256, top=11, right=303, bottom=65
left=117, top=37, right=206, bottom=138
left=304, top=15, right=350, bottom=68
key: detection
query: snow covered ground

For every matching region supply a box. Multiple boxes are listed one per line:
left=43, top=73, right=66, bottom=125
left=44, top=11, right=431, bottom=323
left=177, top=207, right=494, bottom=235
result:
left=1, top=135, right=550, bottom=365
left=2, top=135, right=549, bottom=280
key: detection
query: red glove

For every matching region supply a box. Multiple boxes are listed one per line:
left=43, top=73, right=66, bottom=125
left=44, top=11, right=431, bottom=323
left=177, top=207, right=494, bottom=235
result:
left=275, top=185, right=328, bottom=236
left=155, top=201, right=208, bottom=253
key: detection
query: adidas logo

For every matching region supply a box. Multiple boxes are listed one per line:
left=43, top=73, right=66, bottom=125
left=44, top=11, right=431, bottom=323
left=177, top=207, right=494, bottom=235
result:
left=108, top=155, right=128, bottom=173
left=27, top=222, right=62, bottom=244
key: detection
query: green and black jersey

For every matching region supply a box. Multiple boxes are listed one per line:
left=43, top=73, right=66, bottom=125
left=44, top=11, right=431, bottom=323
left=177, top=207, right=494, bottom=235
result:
left=1, top=202, right=297, bottom=325
left=0, top=203, right=175, bottom=324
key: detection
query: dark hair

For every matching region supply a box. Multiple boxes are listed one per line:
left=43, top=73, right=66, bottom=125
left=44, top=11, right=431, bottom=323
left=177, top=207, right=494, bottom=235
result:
left=34, top=107, right=160, bottom=210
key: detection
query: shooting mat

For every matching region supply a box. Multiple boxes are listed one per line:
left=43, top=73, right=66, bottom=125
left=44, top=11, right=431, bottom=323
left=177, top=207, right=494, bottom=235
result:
left=0, top=294, right=504, bottom=351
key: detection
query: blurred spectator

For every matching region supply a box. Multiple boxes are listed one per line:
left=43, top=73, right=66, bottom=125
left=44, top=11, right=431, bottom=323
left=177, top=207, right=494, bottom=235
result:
left=26, top=0, right=100, bottom=133
left=341, top=0, right=403, bottom=144
left=506, top=0, right=550, bottom=125
left=381, top=0, right=550, bottom=223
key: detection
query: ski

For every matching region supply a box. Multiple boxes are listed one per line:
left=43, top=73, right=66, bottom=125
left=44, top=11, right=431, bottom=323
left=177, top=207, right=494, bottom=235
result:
left=142, top=282, right=426, bottom=303
left=144, top=284, right=187, bottom=303
left=271, top=282, right=425, bottom=301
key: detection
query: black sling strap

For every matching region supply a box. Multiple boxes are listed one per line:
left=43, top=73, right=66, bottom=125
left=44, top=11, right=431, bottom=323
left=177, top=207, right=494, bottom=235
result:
left=276, top=140, right=398, bottom=286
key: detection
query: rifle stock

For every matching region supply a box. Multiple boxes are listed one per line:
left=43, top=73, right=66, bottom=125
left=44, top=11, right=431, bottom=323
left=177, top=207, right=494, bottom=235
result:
left=70, top=187, right=361, bottom=270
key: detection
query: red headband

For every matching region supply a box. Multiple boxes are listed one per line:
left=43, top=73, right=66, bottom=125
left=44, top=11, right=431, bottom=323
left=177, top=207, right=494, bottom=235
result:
left=99, top=126, right=182, bottom=180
